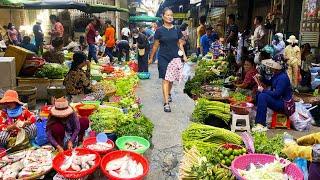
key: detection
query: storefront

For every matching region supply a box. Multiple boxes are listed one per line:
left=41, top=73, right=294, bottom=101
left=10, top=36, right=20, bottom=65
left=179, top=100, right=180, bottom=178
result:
left=300, top=0, right=320, bottom=49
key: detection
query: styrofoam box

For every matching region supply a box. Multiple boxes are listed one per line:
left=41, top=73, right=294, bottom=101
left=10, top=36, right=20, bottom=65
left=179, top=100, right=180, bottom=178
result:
left=0, top=57, right=16, bottom=89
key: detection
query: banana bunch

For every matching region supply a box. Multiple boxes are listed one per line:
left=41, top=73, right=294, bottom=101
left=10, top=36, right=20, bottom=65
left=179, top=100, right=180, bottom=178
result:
left=212, top=165, right=235, bottom=180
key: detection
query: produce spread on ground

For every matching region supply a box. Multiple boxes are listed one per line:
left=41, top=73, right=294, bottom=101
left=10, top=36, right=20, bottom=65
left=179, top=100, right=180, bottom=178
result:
left=180, top=52, right=314, bottom=180
left=2, top=49, right=318, bottom=179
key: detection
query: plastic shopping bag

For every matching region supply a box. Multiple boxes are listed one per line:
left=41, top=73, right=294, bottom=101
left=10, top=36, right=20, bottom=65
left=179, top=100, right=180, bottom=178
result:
left=182, top=63, right=191, bottom=82
left=290, top=102, right=313, bottom=132
left=294, top=158, right=308, bottom=180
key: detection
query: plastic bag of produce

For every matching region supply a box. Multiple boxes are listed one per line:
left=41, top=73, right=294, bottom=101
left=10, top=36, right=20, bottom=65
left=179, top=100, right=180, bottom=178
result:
left=35, top=119, right=48, bottom=146
left=290, top=102, right=312, bottom=132
left=182, top=63, right=191, bottom=82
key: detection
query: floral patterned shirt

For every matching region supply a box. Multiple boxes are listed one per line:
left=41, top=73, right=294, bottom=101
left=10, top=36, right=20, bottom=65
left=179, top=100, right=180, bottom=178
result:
left=64, top=68, right=91, bottom=95
left=0, top=107, right=36, bottom=131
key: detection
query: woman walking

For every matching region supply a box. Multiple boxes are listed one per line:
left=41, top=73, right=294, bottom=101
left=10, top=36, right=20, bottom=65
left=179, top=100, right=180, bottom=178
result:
left=148, top=8, right=187, bottom=112
left=132, top=28, right=149, bottom=72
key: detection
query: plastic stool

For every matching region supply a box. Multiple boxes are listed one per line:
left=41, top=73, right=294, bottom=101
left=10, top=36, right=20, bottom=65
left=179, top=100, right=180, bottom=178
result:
left=271, top=112, right=291, bottom=129
left=231, top=112, right=251, bottom=132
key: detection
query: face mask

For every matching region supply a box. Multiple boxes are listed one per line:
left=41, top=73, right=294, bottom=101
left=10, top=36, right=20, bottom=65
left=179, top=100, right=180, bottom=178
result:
left=7, top=105, right=23, bottom=118
left=133, top=35, right=138, bottom=39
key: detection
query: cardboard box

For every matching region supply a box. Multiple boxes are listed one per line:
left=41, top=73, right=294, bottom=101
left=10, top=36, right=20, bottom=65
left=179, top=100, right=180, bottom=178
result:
left=4, top=45, right=35, bottom=75
left=0, top=57, right=16, bottom=89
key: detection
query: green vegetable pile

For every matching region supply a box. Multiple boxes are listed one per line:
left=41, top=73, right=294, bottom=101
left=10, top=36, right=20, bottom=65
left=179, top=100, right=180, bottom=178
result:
left=192, top=98, right=231, bottom=124
left=116, top=115, right=154, bottom=140
left=35, top=63, right=68, bottom=79
left=252, top=132, right=286, bottom=158
left=182, top=123, right=242, bottom=158
left=114, top=75, right=139, bottom=97
left=184, top=58, right=228, bottom=97
left=230, top=92, right=247, bottom=102
left=90, top=107, right=154, bottom=140
left=90, top=106, right=127, bottom=132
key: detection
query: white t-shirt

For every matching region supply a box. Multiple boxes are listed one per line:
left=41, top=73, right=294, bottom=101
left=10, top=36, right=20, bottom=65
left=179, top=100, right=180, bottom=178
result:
left=252, top=25, right=266, bottom=47
left=95, top=35, right=102, bottom=44
left=121, top=27, right=130, bottom=37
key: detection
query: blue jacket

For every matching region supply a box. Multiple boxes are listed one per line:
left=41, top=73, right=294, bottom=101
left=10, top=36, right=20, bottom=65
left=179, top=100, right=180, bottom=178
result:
left=200, top=33, right=218, bottom=55
left=262, top=71, right=292, bottom=101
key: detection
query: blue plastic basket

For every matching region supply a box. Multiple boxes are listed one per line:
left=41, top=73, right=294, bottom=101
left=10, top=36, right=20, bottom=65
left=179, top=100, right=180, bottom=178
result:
left=138, top=72, right=150, bottom=79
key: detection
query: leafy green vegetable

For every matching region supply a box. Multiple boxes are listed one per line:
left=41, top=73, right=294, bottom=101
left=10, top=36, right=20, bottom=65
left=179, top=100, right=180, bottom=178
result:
left=116, top=115, right=154, bottom=140
left=230, top=92, right=247, bottom=102
left=35, top=63, right=68, bottom=79
left=252, top=132, right=286, bottom=158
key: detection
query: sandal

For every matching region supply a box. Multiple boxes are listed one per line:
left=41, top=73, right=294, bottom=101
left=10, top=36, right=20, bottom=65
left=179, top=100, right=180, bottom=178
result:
left=164, top=103, right=171, bottom=113
left=168, top=94, right=173, bottom=103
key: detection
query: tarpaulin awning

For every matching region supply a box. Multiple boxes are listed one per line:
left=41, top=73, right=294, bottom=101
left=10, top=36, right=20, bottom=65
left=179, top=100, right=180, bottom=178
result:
left=23, top=0, right=87, bottom=10
left=0, top=0, right=23, bottom=8
left=1, top=0, right=129, bottom=13
left=129, top=15, right=161, bottom=22
left=87, top=4, right=129, bottom=13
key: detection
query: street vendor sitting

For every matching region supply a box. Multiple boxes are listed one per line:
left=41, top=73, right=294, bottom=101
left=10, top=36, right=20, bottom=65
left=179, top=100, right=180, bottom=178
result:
left=46, top=98, right=89, bottom=153
left=254, top=59, right=294, bottom=127
left=0, top=90, right=37, bottom=148
left=42, top=37, right=64, bottom=64
left=63, top=51, right=92, bottom=96
left=234, top=56, right=258, bottom=94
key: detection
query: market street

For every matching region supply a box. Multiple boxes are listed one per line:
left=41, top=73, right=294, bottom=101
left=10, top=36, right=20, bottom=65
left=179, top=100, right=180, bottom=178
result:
left=136, top=64, right=195, bottom=180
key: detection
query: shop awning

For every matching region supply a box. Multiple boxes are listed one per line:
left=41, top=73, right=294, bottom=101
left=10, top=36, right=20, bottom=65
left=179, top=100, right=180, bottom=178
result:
left=129, top=15, right=161, bottom=22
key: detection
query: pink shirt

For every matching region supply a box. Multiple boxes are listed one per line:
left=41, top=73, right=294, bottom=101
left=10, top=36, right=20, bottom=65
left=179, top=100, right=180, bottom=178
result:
left=8, top=29, right=18, bottom=41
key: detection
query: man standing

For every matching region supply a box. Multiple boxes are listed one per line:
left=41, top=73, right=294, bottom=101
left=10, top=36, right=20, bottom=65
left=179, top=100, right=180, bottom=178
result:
left=33, top=19, right=44, bottom=54
left=225, top=14, right=238, bottom=48
left=86, top=17, right=98, bottom=63
left=200, top=26, right=218, bottom=55
left=196, top=16, right=206, bottom=55
left=49, top=15, right=64, bottom=43
left=104, top=19, right=115, bottom=62
left=252, top=16, right=267, bottom=49
left=121, top=26, right=130, bottom=41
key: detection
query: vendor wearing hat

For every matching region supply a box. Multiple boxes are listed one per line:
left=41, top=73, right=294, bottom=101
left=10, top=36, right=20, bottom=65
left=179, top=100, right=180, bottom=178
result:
left=0, top=90, right=37, bottom=147
left=284, top=35, right=301, bottom=89
left=46, top=98, right=89, bottom=153
left=272, top=33, right=285, bottom=57
left=254, top=59, right=294, bottom=127
left=64, top=51, right=92, bottom=97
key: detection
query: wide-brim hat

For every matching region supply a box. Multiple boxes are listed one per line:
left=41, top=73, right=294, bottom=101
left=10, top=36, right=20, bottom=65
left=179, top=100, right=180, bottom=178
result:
left=0, top=90, right=24, bottom=105
left=50, top=97, right=74, bottom=118
left=261, top=59, right=282, bottom=70
left=286, top=35, right=298, bottom=44
left=275, top=33, right=283, bottom=40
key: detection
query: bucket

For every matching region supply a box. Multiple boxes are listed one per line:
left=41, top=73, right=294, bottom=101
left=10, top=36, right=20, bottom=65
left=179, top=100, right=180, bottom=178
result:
left=47, top=85, right=66, bottom=104
left=14, top=86, right=37, bottom=109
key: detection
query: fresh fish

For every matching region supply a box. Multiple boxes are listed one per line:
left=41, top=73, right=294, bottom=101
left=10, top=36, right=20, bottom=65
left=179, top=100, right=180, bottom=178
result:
left=60, top=151, right=77, bottom=171
left=106, top=155, right=144, bottom=178
left=71, top=163, right=81, bottom=171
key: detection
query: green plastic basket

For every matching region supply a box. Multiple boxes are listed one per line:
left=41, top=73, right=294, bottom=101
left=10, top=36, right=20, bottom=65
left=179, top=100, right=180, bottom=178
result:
left=81, top=101, right=101, bottom=108
left=115, top=136, right=150, bottom=154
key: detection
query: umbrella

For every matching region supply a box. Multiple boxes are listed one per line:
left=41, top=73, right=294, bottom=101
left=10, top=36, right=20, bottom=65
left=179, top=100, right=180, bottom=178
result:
left=129, top=15, right=161, bottom=22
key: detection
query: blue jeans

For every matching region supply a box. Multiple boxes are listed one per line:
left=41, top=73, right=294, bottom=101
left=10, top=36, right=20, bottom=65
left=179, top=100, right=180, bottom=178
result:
left=255, top=92, right=284, bottom=126
left=105, top=47, right=114, bottom=62
left=88, top=44, right=97, bottom=63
